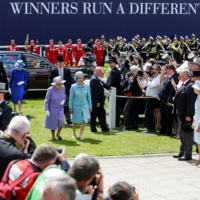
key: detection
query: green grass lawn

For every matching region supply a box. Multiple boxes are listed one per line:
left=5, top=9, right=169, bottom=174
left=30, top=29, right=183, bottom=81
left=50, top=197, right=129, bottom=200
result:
left=17, top=98, right=188, bottom=158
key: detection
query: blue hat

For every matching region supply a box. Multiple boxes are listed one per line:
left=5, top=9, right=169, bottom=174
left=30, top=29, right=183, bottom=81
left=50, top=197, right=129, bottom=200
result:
left=192, top=80, right=200, bottom=90
left=74, top=71, right=83, bottom=82
left=15, top=60, right=25, bottom=68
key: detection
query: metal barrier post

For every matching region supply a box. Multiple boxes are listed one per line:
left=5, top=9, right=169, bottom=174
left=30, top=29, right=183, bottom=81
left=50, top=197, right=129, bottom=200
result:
left=104, top=87, right=116, bottom=129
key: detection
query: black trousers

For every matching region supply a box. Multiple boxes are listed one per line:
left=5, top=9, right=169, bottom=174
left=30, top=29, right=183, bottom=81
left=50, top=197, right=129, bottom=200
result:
left=123, top=99, right=138, bottom=129
left=178, top=116, right=193, bottom=158
left=101, top=50, right=107, bottom=66
left=145, top=98, right=159, bottom=131
left=90, top=105, right=108, bottom=131
left=160, top=101, right=173, bottom=135
left=64, top=96, right=71, bottom=122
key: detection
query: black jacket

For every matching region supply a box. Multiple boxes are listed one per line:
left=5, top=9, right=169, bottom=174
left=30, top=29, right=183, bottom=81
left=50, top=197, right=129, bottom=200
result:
left=120, top=60, right=130, bottom=78
left=0, top=61, right=8, bottom=85
left=0, top=101, right=12, bottom=131
left=124, top=75, right=141, bottom=97
left=90, top=74, right=110, bottom=107
left=48, top=67, right=72, bottom=95
left=0, top=135, right=36, bottom=180
left=107, top=66, right=121, bottom=95
left=158, top=73, right=179, bottom=103
left=175, top=79, right=197, bottom=122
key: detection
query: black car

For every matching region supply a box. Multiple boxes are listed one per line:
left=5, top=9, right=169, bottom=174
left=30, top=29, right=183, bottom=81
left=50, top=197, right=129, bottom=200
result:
left=0, top=51, right=77, bottom=92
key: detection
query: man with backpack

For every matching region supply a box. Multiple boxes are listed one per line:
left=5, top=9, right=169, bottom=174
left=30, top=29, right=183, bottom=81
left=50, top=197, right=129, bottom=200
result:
left=0, top=144, right=69, bottom=200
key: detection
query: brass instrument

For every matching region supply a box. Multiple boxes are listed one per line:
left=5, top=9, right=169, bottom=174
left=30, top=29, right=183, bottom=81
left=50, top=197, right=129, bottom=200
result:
left=184, top=42, right=191, bottom=52
left=172, top=41, right=183, bottom=55
left=101, top=41, right=108, bottom=51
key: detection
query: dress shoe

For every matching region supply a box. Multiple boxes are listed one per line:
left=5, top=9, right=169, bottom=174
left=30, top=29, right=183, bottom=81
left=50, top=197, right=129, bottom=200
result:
left=178, top=156, right=192, bottom=161
left=141, top=129, right=153, bottom=134
left=173, top=153, right=183, bottom=158
left=67, top=120, right=72, bottom=125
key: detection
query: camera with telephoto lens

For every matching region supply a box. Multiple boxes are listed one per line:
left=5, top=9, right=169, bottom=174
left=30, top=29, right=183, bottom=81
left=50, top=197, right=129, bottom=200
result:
left=55, top=148, right=63, bottom=165
left=126, top=72, right=132, bottom=77
left=138, top=70, right=144, bottom=77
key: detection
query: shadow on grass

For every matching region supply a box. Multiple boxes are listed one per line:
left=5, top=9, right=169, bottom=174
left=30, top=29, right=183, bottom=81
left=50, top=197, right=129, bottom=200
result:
left=50, top=140, right=80, bottom=146
left=78, top=138, right=102, bottom=144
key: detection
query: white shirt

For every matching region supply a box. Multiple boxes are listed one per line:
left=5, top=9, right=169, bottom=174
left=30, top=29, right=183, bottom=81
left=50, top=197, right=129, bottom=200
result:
left=146, top=75, right=161, bottom=97
left=78, top=57, right=97, bottom=67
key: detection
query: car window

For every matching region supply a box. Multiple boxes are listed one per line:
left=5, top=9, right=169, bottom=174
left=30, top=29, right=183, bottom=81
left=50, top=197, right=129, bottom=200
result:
left=24, top=54, right=48, bottom=69
left=0, top=54, right=21, bottom=70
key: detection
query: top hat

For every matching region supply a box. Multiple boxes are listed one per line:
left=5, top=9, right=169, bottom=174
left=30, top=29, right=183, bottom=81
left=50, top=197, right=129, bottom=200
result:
left=191, top=70, right=200, bottom=77
left=181, top=122, right=192, bottom=133
left=192, top=58, right=200, bottom=66
left=192, top=80, right=200, bottom=90
left=112, top=50, right=119, bottom=55
left=56, top=56, right=64, bottom=62
left=120, top=52, right=127, bottom=58
left=108, top=56, right=118, bottom=64
left=84, top=47, right=91, bottom=53
left=0, top=83, right=8, bottom=93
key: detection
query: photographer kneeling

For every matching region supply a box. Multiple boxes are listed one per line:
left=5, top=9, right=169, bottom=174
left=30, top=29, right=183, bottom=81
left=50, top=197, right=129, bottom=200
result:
left=123, top=66, right=142, bottom=130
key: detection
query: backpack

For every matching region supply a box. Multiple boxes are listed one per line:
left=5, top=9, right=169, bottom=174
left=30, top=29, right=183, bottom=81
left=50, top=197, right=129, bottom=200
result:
left=0, top=160, right=34, bottom=200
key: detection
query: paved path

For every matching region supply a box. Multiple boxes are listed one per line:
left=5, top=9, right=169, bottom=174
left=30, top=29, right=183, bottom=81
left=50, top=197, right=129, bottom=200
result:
left=68, top=154, right=200, bottom=200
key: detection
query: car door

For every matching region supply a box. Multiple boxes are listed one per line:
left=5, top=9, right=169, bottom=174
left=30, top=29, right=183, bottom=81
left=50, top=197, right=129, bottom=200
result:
left=24, top=54, right=51, bottom=91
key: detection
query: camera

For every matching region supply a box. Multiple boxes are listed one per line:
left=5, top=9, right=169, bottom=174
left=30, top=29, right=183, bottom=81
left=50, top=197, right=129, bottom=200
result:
left=138, top=70, right=144, bottom=77
left=56, top=148, right=62, bottom=153
left=126, top=72, right=132, bottom=77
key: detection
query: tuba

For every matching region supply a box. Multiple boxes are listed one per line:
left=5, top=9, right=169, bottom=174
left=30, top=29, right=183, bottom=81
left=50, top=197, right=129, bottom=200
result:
left=172, top=41, right=183, bottom=55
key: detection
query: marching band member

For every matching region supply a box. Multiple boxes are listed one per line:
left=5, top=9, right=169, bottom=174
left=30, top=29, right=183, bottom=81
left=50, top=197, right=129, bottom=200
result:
left=121, top=38, right=129, bottom=52
left=140, top=38, right=147, bottom=63
left=146, top=37, right=157, bottom=59
left=190, top=33, right=197, bottom=52
left=100, top=35, right=107, bottom=66
left=64, top=39, right=74, bottom=66
left=45, top=39, right=57, bottom=64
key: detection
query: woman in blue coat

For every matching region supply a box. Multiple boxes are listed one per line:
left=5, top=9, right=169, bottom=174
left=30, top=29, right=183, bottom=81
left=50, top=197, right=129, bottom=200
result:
left=69, top=71, right=92, bottom=140
left=9, top=60, right=28, bottom=113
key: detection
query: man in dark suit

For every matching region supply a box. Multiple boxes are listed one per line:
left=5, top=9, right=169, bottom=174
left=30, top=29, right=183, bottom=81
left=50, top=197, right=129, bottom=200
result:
left=158, top=64, right=179, bottom=135
left=0, top=83, right=12, bottom=131
left=0, top=61, right=8, bottom=87
left=173, top=69, right=197, bottom=161
left=107, top=56, right=121, bottom=126
left=119, top=52, right=130, bottom=78
left=90, top=67, right=111, bottom=132
left=48, top=56, right=72, bottom=124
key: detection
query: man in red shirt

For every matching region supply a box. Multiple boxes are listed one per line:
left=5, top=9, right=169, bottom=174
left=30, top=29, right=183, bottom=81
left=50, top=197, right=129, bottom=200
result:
left=74, top=38, right=84, bottom=66
left=7, top=39, right=20, bottom=51
left=64, top=39, right=74, bottom=66
left=93, top=39, right=103, bottom=66
left=56, top=41, right=65, bottom=61
left=27, top=40, right=39, bottom=54
left=45, top=39, right=57, bottom=64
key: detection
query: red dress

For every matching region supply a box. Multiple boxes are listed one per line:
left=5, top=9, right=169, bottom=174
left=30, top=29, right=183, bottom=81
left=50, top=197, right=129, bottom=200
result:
left=93, top=44, right=103, bottom=66
left=45, top=45, right=57, bottom=64
left=64, top=44, right=74, bottom=66
left=74, top=44, right=84, bottom=66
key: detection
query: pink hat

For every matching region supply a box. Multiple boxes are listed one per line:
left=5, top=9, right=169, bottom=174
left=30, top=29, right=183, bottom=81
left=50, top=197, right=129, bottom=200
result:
left=49, top=39, right=54, bottom=43
left=30, top=40, right=34, bottom=43
left=11, top=39, right=15, bottom=42
left=96, top=39, right=100, bottom=42
left=68, top=39, right=72, bottom=42
left=58, top=41, right=62, bottom=44
left=77, top=38, right=81, bottom=42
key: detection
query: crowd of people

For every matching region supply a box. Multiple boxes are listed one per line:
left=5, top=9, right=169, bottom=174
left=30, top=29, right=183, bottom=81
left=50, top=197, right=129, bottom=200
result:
left=0, top=116, right=138, bottom=200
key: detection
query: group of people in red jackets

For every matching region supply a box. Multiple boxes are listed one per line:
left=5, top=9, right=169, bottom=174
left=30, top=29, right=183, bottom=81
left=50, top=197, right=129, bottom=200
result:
left=6, top=38, right=104, bottom=67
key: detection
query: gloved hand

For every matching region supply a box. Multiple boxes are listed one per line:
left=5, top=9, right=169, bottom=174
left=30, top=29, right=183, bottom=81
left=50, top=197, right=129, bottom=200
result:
left=17, top=81, right=25, bottom=86
left=8, top=88, right=12, bottom=94
left=60, top=100, right=65, bottom=105
left=46, top=110, right=50, bottom=117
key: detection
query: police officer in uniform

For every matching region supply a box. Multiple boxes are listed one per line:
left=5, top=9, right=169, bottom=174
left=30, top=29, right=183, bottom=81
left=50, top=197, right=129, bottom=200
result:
left=87, top=36, right=94, bottom=51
